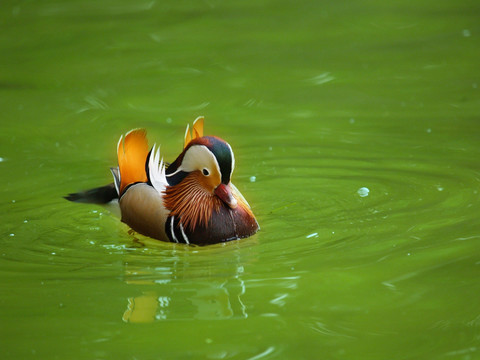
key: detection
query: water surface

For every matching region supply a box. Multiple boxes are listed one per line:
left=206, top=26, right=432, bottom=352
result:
left=1, top=0, right=479, bottom=359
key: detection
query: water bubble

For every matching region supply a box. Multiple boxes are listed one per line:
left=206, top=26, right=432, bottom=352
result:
left=357, top=187, right=370, bottom=197
left=462, top=29, right=471, bottom=37
left=250, top=176, right=256, bottom=182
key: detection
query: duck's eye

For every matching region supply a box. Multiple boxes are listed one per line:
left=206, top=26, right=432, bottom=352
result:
left=202, top=168, right=210, bottom=176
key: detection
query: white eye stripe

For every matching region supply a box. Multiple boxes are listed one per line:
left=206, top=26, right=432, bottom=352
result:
left=176, top=145, right=221, bottom=177
left=226, top=142, right=235, bottom=180
left=167, top=143, right=235, bottom=182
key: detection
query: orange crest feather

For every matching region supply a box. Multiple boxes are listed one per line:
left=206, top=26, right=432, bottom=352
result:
left=183, top=116, right=204, bottom=148
left=117, top=129, right=149, bottom=194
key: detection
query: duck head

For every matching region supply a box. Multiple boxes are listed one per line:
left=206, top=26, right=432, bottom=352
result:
left=165, top=135, right=237, bottom=209
left=163, top=121, right=259, bottom=244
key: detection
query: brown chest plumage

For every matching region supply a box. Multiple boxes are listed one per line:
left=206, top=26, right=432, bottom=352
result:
left=165, top=201, right=259, bottom=245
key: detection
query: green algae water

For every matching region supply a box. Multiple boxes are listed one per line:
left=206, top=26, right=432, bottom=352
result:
left=1, top=0, right=480, bottom=359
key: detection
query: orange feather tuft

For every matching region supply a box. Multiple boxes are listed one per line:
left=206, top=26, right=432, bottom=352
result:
left=183, top=116, right=204, bottom=148
left=117, top=129, right=149, bottom=194
left=192, top=116, right=204, bottom=139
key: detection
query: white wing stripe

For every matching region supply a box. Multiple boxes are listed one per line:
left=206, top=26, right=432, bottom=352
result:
left=170, top=216, right=179, bottom=243
left=179, top=223, right=190, bottom=244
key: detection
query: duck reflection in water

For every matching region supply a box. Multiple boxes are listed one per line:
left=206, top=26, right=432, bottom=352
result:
left=121, top=238, right=254, bottom=323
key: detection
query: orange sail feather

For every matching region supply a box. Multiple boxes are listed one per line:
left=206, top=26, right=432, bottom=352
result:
left=192, top=116, right=204, bottom=139
left=117, top=129, right=149, bottom=194
left=184, top=116, right=204, bottom=148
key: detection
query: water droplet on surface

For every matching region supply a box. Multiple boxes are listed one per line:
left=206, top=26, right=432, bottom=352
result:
left=250, top=176, right=256, bottom=182
left=462, top=29, right=471, bottom=37
left=357, top=187, right=370, bottom=197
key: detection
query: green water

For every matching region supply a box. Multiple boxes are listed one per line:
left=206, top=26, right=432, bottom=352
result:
left=1, top=0, right=479, bottom=359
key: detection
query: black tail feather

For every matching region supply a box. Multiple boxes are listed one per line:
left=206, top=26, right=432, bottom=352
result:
left=64, top=183, right=118, bottom=204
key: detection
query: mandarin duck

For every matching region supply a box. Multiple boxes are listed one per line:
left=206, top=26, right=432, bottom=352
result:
left=66, top=117, right=259, bottom=245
